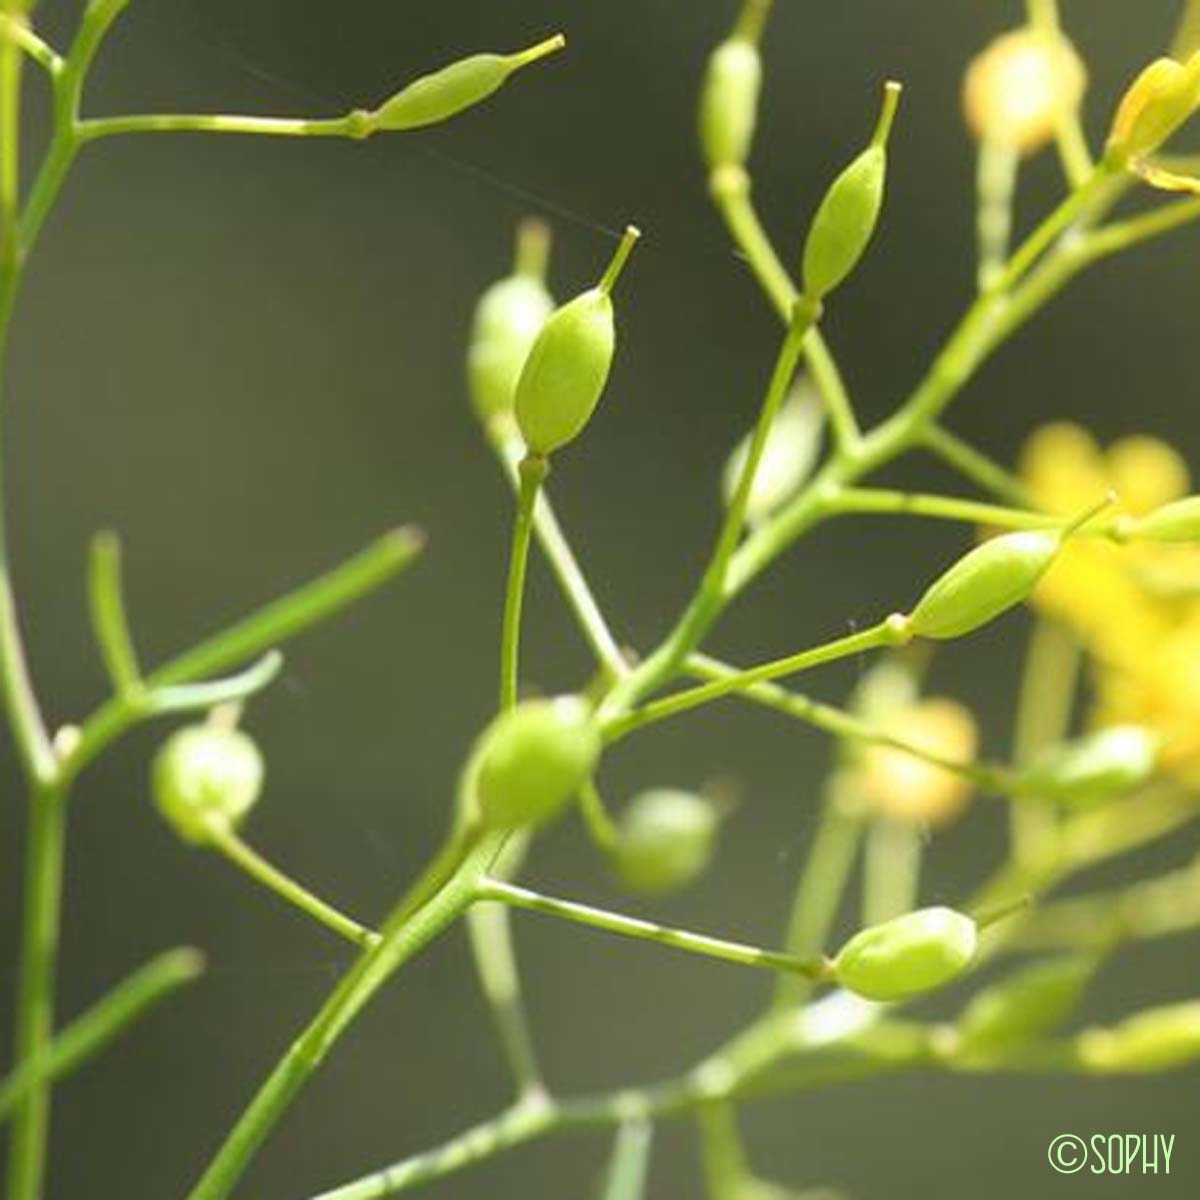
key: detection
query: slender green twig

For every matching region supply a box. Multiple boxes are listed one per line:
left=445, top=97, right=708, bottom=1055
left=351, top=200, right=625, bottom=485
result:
left=1171, top=0, right=1200, bottom=58
left=478, top=878, right=830, bottom=979
left=0, top=14, right=62, bottom=76
left=87, top=531, right=143, bottom=697
left=203, top=821, right=380, bottom=950
left=918, top=425, right=1030, bottom=505
left=601, top=1118, right=654, bottom=1200
left=862, top=817, right=922, bottom=926
left=79, top=110, right=377, bottom=143
left=499, top=455, right=548, bottom=710
left=0, top=948, right=204, bottom=1122
left=579, top=778, right=620, bottom=850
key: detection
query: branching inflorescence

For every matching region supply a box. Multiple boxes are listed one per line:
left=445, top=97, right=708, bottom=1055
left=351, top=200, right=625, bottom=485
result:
left=3, top=0, right=1200, bottom=1197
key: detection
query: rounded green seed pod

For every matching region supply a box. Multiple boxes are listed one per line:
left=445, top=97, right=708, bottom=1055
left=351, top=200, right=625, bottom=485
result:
left=801, top=82, right=901, bottom=300
left=1014, top=724, right=1159, bottom=804
left=1129, top=495, right=1200, bottom=541
left=472, top=696, right=601, bottom=831
left=908, top=530, right=1060, bottom=640
left=152, top=724, right=264, bottom=846
left=699, top=38, right=763, bottom=170
left=611, top=789, right=720, bottom=896
left=514, top=226, right=638, bottom=456
left=374, top=35, right=565, bottom=132
left=956, top=956, right=1095, bottom=1057
left=1079, top=1001, right=1200, bottom=1072
left=833, top=906, right=978, bottom=1002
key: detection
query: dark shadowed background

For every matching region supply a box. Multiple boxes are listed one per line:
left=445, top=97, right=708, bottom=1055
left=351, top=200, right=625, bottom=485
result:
left=1, top=1, right=1198, bottom=1196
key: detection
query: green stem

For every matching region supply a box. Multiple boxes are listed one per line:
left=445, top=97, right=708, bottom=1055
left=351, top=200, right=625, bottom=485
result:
left=1173, top=0, right=1200, bottom=57
left=87, top=531, right=143, bottom=696
left=6, top=783, right=67, bottom=1200
left=499, top=455, right=547, bottom=710
left=579, top=778, right=620, bottom=850
left=918, top=425, right=1031, bottom=505
left=604, top=619, right=908, bottom=742
left=696, top=1102, right=751, bottom=1200
left=185, top=831, right=504, bottom=1200
left=975, top=139, right=1018, bottom=292
left=601, top=1118, right=654, bottom=1200
left=479, top=879, right=829, bottom=979
left=0, top=948, right=204, bottom=1122
left=773, top=774, right=864, bottom=1010
left=78, top=110, right=377, bottom=143
left=862, top=817, right=921, bottom=926
left=204, top=821, right=380, bottom=950
left=0, top=15, right=62, bottom=77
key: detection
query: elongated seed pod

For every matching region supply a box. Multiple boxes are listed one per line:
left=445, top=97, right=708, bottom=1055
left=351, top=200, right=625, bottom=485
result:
left=374, top=35, right=565, bottom=132
left=468, top=221, right=555, bottom=422
left=471, top=696, right=601, bottom=830
left=699, top=38, right=763, bottom=170
left=514, top=226, right=639, bottom=456
left=1014, top=725, right=1159, bottom=804
left=1079, top=1001, right=1200, bottom=1072
left=1129, top=494, right=1200, bottom=541
left=801, top=82, right=901, bottom=299
left=908, top=530, right=1061, bottom=640
left=833, top=906, right=977, bottom=1001
left=152, top=725, right=264, bottom=845
left=956, top=956, right=1095, bottom=1057
left=611, top=789, right=720, bottom=896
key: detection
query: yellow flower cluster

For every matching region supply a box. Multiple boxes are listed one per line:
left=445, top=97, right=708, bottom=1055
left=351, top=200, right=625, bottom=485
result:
left=1020, top=424, right=1200, bottom=781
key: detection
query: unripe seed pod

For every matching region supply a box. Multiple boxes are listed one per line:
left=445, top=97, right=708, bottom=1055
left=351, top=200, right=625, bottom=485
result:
left=374, top=35, right=566, bottom=132
left=152, top=724, right=264, bottom=846
left=1106, top=51, right=1200, bottom=166
left=801, top=82, right=901, bottom=300
left=611, top=788, right=720, bottom=896
left=907, top=530, right=1061, bottom=640
left=467, top=221, right=555, bottom=423
left=1079, top=1001, right=1200, bottom=1072
left=1014, top=724, right=1159, bottom=804
left=833, top=906, right=978, bottom=1002
left=962, top=29, right=1086, bottom=156
left=956, top=956, right=1095, bottom=1057
left=514, top=226, right=639, bottom=456
left=1128, top=495, right=1200, bottom=541
left=721, top=380, right=824, bottom=524
left=699, top=38, right=762, bottom=170
left=472, top=696, right=601, bottom=830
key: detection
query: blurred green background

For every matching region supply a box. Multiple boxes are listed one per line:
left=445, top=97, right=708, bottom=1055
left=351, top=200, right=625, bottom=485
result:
left=2, top=0, right=1198, bottom=1196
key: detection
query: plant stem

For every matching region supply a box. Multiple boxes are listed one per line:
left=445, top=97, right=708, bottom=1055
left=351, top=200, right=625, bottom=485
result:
left=499, top=455, right=547, bottom=710
left=87, top=531, right=143, bottom=696
left=79, top=109, right=378, bottom=143
left=0, top=948, right=204, bottom=1122
left=6, top=783, right=68, bottom=1200
left=918, top=424, right=1031, bottom=505
left=0, top=15, right=62, bottom=76
left=579, top=777, right=620, bottom=850
left=601, top=1119, right=654, bottom=1200
left=975, top=139, right=1018, bottom=292
left=204, top=821, right=380, bottom=950
left=603, top=620, right=908, bottom=742
left=696, top=1102, right=751, bottom=1200
left=185, top=831, right=504, bottom=1200
left=862, top=817, right=921, bottom=926
left=479, top=879, right=829, bottom=979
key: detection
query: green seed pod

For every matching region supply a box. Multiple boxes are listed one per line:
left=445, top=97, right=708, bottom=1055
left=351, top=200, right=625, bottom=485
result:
left=373, top=35, right=565, bottom=132
left=472, top=696, right=601, bottom=830
left=699, top=38, right=762, bottom=170
left=721, top=380, right=825, bottom=524
left=1128, top=495, right=1200, bottom=541
left=467, top=221, right=555, bottom=423
left=1079, top=1001, right=1200, bottom=1072
left=908, top=530, right=1061, bottom=640
left=833, top=906, right=978, bottom=1002
left=1014, top=725, right=1160, bottom=804
left=611, top=788, right=720, bottom=895
left=956, top=956, right=1095, bottom=1057
left=152, top=724, right=264, bottom=846
left=514, top=226, right=639, bottom=456
left=801, top=82, right=901, bottom=300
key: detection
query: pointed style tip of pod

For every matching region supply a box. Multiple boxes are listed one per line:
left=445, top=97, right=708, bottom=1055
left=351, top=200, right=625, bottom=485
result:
left=872, top=80, right=904, bottom=148
left=598, top=225, right=642, bottom=295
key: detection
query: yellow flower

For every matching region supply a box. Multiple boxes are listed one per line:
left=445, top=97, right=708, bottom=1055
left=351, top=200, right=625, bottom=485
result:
left=860, top=698, right=979, bottom=828
left=1019, top=423, right=1200, bottom=778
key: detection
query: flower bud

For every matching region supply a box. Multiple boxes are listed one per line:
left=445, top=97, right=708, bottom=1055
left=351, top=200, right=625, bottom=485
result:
left=514, top=226, right=639, bottom=456
left=962, top=29, right=1086, bottom=155
left=860, top=698, right=979, bottom=828
left=907, top=530, right=1062, bottom=640
left=1014, top=724, right=1159, bottom=804
left=1079, top=1001, right=1200, bottom=1072
left=833, top=906, right=978, bottom=1002
left=956, top=956, right=1095, bottom=1057
left=1128, top=495, right=1200, bottom=542
left=467, top=221, right=555, bottom=423
left=699, top=38, right=762, bottom=171
left=801, top=82, right=901, bottom=300
left=471, top=696, right=601, bottom=830
left=611, top=788, right=720, bottom=896
left=1106, top=51, right=1200, bottom=165
left=373, top=35, right=566, bottom=132
left=152, top=724, right=264, bottom=845
left=720, top=379, right=824, bottom=524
